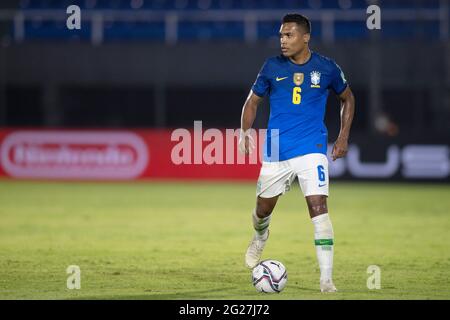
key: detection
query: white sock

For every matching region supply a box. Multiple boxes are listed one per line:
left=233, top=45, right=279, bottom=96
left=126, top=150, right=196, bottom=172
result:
left=252, top=210, right=271, bottom=240
left=311, top=213, right=334, bottom=282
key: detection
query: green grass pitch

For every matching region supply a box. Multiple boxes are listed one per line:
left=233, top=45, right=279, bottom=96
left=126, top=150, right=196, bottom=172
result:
left=0, top=180, right=449, bottom=300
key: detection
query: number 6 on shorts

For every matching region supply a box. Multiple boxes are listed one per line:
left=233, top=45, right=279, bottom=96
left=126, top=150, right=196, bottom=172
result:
left=317, top=165, right=325, bottom=182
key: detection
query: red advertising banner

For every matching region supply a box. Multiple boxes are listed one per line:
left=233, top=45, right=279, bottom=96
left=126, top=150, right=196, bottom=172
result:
left=0, top=129, right=262, bottom=181
left=2, top=129, right=448, bottom=181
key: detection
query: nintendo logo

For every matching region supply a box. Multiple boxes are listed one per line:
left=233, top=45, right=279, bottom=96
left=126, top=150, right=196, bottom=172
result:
left=0, top=131, right=149, bottom=180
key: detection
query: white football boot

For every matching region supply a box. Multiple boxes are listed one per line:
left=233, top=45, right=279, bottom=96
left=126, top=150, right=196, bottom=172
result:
left=245, top=230, right=269, bottom=269
left=320, top=279, right=338, bottom=293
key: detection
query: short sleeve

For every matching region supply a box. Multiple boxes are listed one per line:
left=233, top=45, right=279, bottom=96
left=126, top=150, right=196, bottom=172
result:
left=251, top=60, right=270, bottom=97
left=329, top=61, right=348, bottom=95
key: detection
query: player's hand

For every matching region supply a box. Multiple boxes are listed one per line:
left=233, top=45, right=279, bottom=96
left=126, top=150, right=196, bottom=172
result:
left=238, top=129, right=256, bottom=155
left=331, top=137, right=348, bottom=161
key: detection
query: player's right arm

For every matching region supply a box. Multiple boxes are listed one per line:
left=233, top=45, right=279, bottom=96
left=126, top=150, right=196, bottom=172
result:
left=239, top=59, right=271, bottom=154
left=239, top=91, right=263, bottom=154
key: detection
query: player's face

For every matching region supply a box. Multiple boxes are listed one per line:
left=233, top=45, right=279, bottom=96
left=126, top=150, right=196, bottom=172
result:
left=279, top=23, right=310, bottom=57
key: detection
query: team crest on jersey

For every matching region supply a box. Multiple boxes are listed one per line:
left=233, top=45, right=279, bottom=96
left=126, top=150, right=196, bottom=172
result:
left=293, top=73, right=304, bottom=86
left=310, top=71, right=321, bottom=88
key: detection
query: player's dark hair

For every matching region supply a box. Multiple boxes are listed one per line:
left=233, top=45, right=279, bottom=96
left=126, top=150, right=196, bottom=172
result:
left=282, top=13, right=311, bottom=34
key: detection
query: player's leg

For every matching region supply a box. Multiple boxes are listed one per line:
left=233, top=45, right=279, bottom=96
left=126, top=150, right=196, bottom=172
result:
left=245, top=196, right=279, bottom=269
left=245, top=161, right=294, bottom=269
left=306, top=195, right=337, bottom=292
left=294, top=153, right=337, bottom=292
left=254, top=195, right=278, bottom=238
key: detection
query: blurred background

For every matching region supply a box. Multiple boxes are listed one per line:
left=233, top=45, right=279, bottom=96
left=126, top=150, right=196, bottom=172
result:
left=0, top=0, right=450, bottom=301
left=0, top=0, right=449, bottom=181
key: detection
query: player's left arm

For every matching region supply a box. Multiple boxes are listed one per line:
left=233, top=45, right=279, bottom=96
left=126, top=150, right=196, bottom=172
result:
left=331, top=86, right=355, bottom=161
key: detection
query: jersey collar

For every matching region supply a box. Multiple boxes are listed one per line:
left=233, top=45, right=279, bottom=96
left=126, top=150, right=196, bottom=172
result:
left=286, top=50, right=314, bottom=67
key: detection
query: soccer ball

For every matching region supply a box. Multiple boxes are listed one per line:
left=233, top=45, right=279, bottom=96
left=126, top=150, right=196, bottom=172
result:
left=251, top=259, right=287, bottom=293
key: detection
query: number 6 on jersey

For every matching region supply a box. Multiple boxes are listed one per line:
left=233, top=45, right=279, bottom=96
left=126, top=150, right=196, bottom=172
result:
left=292, top=87, right=301, bottom=105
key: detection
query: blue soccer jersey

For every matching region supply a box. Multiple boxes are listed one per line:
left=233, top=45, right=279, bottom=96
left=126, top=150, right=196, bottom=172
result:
left=251, top=51, right=348, bottom=162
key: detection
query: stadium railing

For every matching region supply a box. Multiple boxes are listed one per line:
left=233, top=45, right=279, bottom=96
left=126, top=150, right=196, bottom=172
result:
left=0, top=2, right=449, bottom=44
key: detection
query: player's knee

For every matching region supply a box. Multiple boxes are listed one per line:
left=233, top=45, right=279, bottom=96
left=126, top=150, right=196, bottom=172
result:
left=255, top=199, right=276, bottom=218
left=306, top=196, right=328, bottom=217
left=255, top=206, right=273, bottom=218
left=255, top=196, right=278, bottom=218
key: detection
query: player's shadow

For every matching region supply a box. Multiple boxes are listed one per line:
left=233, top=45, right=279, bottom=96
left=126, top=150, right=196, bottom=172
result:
left=66, top=286, right=322, bottom=300
left=66, top=287, right=239, bottom=300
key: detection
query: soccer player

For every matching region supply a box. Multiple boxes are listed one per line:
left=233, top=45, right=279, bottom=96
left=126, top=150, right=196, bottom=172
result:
left=239, top=13, right=355, bottom=293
